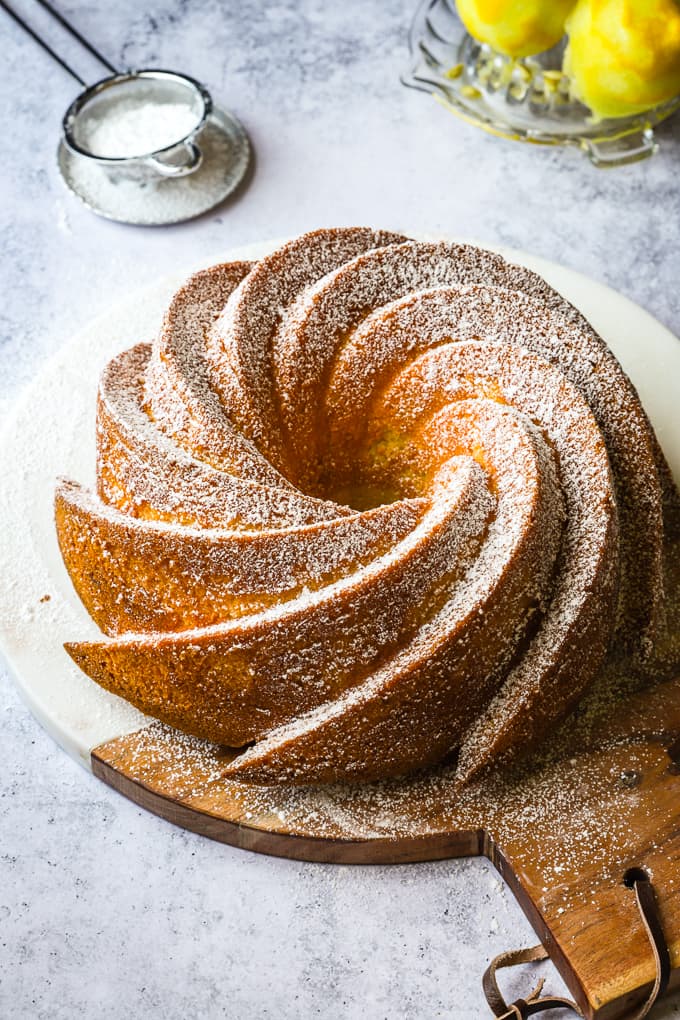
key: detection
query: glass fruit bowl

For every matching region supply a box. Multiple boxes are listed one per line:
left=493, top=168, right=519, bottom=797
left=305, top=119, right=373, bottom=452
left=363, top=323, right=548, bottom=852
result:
left=401, top=0, right=680, bottom=166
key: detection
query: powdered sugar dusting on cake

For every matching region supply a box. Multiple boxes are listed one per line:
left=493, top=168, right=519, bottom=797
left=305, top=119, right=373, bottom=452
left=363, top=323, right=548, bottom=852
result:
left=55, top=228, right=680, bottom=790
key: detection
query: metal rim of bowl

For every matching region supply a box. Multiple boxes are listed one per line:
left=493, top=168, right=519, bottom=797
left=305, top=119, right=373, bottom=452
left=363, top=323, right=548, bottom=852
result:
left=62, top=68, right=214, bottom=163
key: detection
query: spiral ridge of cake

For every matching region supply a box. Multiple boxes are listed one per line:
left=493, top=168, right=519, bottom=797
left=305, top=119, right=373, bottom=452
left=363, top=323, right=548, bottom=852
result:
left=55, top=228, right=679, bottom=785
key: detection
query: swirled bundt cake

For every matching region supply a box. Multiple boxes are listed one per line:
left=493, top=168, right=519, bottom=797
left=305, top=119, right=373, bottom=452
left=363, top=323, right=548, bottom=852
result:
left=55, top=228, right=680, bottom=785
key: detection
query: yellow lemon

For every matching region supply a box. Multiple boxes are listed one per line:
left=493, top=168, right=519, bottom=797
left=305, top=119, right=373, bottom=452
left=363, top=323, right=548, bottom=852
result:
left=456, top=0, right=575, bottom=57
left=564, top=0, right=680, bottom=118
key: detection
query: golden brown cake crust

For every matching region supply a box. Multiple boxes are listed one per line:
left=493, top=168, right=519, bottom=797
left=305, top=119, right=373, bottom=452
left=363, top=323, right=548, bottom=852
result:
left=55, top=228, right=679, bottom=785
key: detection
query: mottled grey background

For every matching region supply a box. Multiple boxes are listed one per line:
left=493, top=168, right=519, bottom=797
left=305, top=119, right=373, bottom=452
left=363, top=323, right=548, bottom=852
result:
left=1, top=1, right=679, bottom=1017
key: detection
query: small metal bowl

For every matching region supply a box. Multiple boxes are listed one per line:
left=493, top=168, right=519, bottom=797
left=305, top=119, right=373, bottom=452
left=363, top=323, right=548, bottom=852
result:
left=62, top=69, right=213, bottom=182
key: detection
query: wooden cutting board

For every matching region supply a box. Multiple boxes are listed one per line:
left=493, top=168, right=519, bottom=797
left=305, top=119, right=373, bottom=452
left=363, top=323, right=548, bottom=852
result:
left=92, top=672, right=680, bottom=1020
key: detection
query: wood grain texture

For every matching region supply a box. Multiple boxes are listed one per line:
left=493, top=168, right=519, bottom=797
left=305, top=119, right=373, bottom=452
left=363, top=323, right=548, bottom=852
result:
left=92, top=675, right=680, bottom=1020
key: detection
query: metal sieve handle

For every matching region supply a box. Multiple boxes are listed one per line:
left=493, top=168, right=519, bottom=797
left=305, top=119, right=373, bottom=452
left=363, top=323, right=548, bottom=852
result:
left=0, top=0, right=117, bottom=86
left=145, top=140, right=203, bottom=178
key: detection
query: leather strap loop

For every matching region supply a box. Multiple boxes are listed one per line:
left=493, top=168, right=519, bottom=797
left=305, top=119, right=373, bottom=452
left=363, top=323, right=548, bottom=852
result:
left=483, top=944, right=582, bottom=1018
left=483, top=873, right=669, bottom=1020
left=627, top=875, right=670, bottom=1020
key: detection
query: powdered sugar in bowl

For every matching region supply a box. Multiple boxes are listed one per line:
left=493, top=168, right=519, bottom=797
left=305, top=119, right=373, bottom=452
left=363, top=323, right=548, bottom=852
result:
left=62, top=70, right=212, bottom=183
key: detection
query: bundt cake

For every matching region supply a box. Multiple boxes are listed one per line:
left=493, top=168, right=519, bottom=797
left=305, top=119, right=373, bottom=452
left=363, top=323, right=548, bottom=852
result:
left=55, top=227, right=680, bottom=785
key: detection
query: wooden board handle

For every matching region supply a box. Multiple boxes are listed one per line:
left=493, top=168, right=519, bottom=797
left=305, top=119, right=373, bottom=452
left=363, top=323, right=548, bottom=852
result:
left=488, top=735, right=680, bottom=1019
left=92, top=676, right=680, bottom=1020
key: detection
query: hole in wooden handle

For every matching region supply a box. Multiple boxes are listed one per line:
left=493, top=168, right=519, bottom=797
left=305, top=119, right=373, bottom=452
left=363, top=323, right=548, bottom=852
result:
left=623, top=866, right=649, bottom=889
